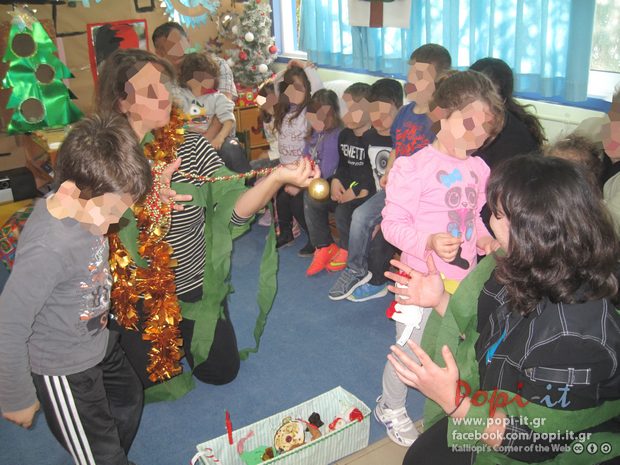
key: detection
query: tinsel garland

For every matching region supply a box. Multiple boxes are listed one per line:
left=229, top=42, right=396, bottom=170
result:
left=109, top=110, right=186, bottom=382
left=109, top=110, right=281, bottom=382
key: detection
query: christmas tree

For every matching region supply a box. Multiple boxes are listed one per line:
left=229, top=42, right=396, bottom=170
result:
left=2, top=6, right=82, bottom=134
left=223, top=0, right=278, bottom=88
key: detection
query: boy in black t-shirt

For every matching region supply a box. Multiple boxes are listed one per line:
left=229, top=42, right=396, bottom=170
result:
left=336, top=79, right=403, bottom=301
left=305, top=83, right=374, bottom=276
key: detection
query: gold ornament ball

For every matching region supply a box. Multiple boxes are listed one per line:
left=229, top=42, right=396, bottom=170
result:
left=308, top=178, right=330, bottom=201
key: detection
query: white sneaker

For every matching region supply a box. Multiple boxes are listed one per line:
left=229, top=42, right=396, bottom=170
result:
left=374, top=396, right=419, bottom=447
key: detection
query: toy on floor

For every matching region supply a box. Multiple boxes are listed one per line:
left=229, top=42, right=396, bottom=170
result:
left=274, top=417, right=306, bottom=452
left=328, top=407, right=364, bottom=431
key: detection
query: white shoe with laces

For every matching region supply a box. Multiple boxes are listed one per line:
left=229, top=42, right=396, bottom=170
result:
left=374, top=396, right=419, bottom=447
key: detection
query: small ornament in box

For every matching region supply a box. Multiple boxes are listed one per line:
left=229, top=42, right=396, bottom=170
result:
left=236, top=85, right=258, bottom=107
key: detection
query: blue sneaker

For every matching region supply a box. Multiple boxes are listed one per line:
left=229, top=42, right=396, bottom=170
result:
left=347, top=283, right=389, bottom=302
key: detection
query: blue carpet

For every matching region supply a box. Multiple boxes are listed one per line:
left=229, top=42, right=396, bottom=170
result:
left=0, top=225, right=426, bottom=465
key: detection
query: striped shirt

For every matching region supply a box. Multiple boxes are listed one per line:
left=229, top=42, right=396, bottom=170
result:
left=167, top=132, right=247, bottom=295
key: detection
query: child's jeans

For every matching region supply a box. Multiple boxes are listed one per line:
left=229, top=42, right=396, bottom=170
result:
left=32, top=331, right=143, bottom=465
left=303, top=191, right=368, bottom=249
left=347, top=189, right=385, bottom=275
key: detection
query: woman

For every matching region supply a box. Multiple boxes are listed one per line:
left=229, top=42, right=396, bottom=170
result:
left=386, top=154, right=620, bottom=464
left=96, top=49, right=318, bottom=396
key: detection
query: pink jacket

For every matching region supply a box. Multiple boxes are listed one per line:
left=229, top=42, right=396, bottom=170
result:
left=382, top=144, right=492, bottom=281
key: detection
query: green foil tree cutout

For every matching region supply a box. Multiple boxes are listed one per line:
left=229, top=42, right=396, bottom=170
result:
left=2, top=7, right=82, bottom=134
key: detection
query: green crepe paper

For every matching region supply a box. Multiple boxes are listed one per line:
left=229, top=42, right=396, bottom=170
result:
left=421, top=255, right=620, bottom=464
left=118, top=165, right=278, bottom=402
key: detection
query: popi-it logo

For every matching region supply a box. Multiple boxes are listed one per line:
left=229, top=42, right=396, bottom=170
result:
left=457, top=380, right=529, bottom=416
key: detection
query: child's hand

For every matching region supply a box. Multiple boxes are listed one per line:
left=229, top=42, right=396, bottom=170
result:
left=159, top=158, right=193, bottom=211
left=274, top=158, right=319, bottom=188
left=330, top=178, right=345, bottom=202
left=477, top=236, right=501, bottom=255
left=379, top=174, right=388, bottom=189
left=211, top=135, right=225, bottom=150
left=339, top=188, right=356, bottom=203
left=3, top=400, right=40, bottom=428
left=427, top=233, right=463, bottom=262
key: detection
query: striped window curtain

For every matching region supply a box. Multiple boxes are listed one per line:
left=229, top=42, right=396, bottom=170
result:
left=299, top=0, right=595, bottom=101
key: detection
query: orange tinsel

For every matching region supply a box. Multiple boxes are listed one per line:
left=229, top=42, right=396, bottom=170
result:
left=109, top=110, right=186, bottom=382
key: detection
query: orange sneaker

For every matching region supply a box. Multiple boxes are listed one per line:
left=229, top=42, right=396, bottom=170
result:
left=326, top=248, right=348, bottom=272
left=306, top=243, right=339, bottom=276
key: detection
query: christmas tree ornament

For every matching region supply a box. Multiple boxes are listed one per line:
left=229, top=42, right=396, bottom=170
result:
left=308, top=178, right=330, bottom=201
left=2, top=5, right=82, bottom=134
left=258, top=63, right=268, bottom=73
left=217, top=11, right=240, bottom=40
left=238, top=50, right=248, bottom=61
left=269, top=44, right=277, bottom=54
left=244, top=31, right=254, bottom=42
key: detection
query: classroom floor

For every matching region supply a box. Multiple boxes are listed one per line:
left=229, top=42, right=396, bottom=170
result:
left=336, top=437, right=407, bottom=465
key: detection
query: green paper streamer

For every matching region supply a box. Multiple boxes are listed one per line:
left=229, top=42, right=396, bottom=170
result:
left=119, top=165, right=278, bottom=401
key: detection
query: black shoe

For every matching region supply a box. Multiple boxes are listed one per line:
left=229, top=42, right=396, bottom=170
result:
left=276, top=230, right=295, bottom=249
left=297, top=240, right=315, bottom=257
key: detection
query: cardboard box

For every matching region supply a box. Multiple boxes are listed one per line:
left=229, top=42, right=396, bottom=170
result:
left=195, top=386, right=371, bottom=465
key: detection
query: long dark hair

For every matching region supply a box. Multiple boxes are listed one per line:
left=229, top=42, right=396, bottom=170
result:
left=487, top=154, right=619, bottom=315
left=306, top=89, right=342, bottom=139
left=273, top=66, right=311, bottom=133
left=96, top=48, right=175, bottom=116
left=470, top=58, right=546, bottom=146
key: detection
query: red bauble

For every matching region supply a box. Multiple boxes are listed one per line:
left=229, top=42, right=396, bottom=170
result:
left=239, top=51, right=248, bottom=61
left=269, top=45, right=277, bottom=54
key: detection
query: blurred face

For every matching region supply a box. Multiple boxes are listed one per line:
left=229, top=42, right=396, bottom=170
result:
left=154, top=29, right=189, bottom=69
left=369, top=100, right=398, bottom=132
left=436, top=100, right=494, bottom=158
left=305, top=104, right=332, bottom=132
left=283, top=76, right=307, bottom=105
left=187, top=71, right=216, bottom=97
left=489, top=207, right=509, bottom=251
left=51, top=181, right=134, bottom=235
left=256, top=91, right=277, bottom=115
left=78, top=192, right=134, bottom=235
left=404, top=62, right=437, bottom=106
left=342, top=93, right=370, bottom=130
left=602, top=101, right=620, bottom=161
left=119, top=62, right=173, bottom=134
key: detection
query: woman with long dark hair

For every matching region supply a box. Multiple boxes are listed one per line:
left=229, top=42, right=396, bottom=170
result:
left=386, top=154, right=620, bottom=465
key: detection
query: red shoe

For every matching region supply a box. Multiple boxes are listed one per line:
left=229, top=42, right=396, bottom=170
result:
left=306, top=243, right=339, bottom=276
left=325, top=248, right=348, bottom=272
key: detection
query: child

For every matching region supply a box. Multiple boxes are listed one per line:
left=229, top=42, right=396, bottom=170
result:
left=377, top=70, right=503, bottom=446
left=328, top=78, right=400, bottom=299
left=257, top=80, right=279, bottom=162
left=329, top=44, right=451, bottom=300
left=276, top=89, right=342, bottom=251
left=602, top=85, right=620, bottom=232
left=304, top=82, right=375, bottom=276
left=0, top=114, right=152, bottom=464
left=175, top=52, right=250, bottom=173
left=545, top=133, right=604, bottom=190
left=273, top=61, right=323, bottom=164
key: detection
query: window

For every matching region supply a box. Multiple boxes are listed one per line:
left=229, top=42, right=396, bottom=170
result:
left=272, top=0, right=307, bottom=59
left=274, top=0, right=618, bottom=103
left=588, top=0, right=620, bottom=100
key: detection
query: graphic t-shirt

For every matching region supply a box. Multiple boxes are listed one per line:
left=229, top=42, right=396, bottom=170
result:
left=364, top=128, right=393, bottom=189
left=390, top=102, right=434, bottom=158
